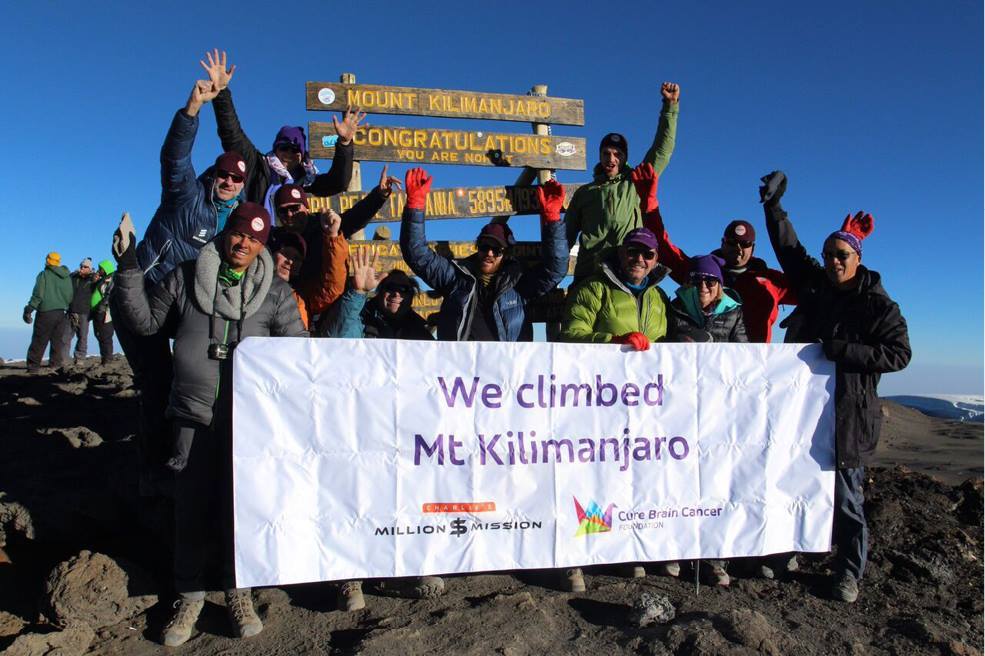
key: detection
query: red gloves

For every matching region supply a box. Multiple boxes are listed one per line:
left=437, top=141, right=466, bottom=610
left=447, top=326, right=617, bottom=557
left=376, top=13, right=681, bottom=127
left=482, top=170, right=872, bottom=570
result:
left=630, top=163, right=659, bottom=214
left=404, top=168, right=433, bottom=210
left=612, top=332, right=650, bottom=351
left=536, top=178, right=565, bottom=223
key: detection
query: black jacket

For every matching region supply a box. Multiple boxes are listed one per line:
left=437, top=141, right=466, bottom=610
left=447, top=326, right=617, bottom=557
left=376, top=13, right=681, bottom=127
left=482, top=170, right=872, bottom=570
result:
left=69, top=273, right=96, bottom=314
left=765, top=202, right=911, bottom=468
left=669, top=292, right=748, bottom=343
left=212, top=88, right=353, bottom=205
left=360, top=300, right=433, bottom=340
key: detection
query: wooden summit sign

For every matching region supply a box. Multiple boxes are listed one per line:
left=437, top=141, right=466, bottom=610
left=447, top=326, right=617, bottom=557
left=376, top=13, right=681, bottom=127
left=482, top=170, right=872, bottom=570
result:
left=409, top=288, right=566, bottom=323
left=308, top=183, right=583, bottom=221
left=306, top=82, right=585, bottom=126
left=309, top=123, right=587, bottom=170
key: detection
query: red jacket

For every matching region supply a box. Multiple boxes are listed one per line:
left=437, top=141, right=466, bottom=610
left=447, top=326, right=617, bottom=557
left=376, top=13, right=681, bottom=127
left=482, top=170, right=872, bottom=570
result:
left=643, top=208, right=796, bottom=343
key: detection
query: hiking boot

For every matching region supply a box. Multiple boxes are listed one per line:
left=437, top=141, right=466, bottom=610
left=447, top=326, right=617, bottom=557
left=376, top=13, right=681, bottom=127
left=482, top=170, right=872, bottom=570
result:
left=832, top=572, right=859, bottom=603
left=337, top=580, right=365, bottom=611
left=225, top=589, right=263, bottom=638
left=560, top=567, right=586, bottom=592
left=699, top=560, right=730, bottom=587
left=658, top=561, right=681, bottom=578
left=370, top=576, right=445, bottom=599
left=618, top=564, right=646, bottom=578
left=760, top=554, right=799, bottom=579
left=161, top=597, right=204, bottom=647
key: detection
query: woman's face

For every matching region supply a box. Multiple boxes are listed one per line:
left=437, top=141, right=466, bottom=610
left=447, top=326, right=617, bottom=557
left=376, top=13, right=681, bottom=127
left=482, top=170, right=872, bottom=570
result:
left=694, top=276, right=721, bottom=310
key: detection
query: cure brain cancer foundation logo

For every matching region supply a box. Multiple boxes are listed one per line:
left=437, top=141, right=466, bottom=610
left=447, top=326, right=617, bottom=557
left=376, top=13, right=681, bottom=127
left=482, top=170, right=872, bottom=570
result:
left=573, top=496, right=614, bottom=536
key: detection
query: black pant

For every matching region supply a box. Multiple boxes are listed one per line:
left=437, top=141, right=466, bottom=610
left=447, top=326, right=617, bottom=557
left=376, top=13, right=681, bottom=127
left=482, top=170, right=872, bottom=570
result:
left=67, top=311, right=90, bottom=360
left=172, top=419, right=235, bottom=594
left=111, top=294, right=175, bottom=494
left=26, top=309, right=69, bottom=370
left=92, top=311, right=115, bottom=362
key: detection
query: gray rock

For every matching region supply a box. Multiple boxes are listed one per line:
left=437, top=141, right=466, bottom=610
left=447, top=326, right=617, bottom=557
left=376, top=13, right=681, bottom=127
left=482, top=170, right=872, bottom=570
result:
left=4, top=622, right=95, bottom=656
left=630, top=592, right=675, bottom=627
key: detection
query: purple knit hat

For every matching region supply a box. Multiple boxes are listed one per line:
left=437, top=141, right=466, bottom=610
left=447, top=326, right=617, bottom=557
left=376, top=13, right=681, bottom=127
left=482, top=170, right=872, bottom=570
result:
left=689, top=254, right=726, bottom=284
left=272, top=126, right=308, bottom=157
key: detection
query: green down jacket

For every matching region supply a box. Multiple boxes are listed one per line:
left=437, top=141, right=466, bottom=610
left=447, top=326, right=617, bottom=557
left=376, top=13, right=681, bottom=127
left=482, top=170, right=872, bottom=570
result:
left=28, top=264, right=74, bottom=312
left=560, top=261, right=673, bottom=343
left=566, top=100, right=679, bottom=281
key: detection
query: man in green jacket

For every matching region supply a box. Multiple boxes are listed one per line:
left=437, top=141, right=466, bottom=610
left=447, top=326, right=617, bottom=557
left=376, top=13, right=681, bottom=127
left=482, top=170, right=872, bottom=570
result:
left=566, top=82, right=680, bottom=281
left=561, top=227, right=674, bottom=348
left=24, top=252, right=74, bottom=372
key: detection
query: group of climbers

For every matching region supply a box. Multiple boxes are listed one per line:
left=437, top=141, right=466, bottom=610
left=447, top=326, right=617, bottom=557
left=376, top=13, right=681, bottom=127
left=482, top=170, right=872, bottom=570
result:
left=32, top=48, right=908, bottom=647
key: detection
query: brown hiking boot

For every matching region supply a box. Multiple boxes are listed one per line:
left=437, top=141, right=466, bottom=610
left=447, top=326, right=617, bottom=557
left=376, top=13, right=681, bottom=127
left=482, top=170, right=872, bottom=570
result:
left=225, top=589, right=263, bottom=638
left=618, top=564, right=646, bottom=578
left=370, top=576, right=445, bottom=599
left=162, top=597, right=204, bottom=647
left=337, top=580, right=365, bottom=611
left=699, top=560, right=730, bottom=587
left=559, top=567, right=586, bottom=592
left=659, top=561, right=681, bottom=577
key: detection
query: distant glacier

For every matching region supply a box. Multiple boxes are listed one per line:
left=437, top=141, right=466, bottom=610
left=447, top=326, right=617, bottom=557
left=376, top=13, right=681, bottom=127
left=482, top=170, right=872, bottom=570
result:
left=886, top=395, right=985, bottom=423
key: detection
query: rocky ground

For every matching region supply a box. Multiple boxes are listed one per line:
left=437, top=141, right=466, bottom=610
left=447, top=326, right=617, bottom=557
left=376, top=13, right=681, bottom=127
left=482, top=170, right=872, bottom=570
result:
left=0, top=358, right=981, bottom=655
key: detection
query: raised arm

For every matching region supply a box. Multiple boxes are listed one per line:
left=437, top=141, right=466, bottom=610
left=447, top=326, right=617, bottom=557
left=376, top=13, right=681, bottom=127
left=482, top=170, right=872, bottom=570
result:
left=515, top=179, right=569, bottom=299
left=306, top=107, right=364, bottom=197
left=160, top=81, right=215, bottom=208
left=631, top=163, right=690, bottom=284
left=760, top=171, right=823, bottom=292
left=111, top=214, right=179, bottom=336
left=340, top=165, right=400, bottom=237
left=642, top=82, right=680, bottom=175
left=399, top=168, right=459, bottom=293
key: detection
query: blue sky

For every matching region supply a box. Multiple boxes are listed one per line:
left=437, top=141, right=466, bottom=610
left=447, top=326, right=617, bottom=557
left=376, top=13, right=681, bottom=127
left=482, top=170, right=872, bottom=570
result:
left=1, top=0, right=981, bottom=394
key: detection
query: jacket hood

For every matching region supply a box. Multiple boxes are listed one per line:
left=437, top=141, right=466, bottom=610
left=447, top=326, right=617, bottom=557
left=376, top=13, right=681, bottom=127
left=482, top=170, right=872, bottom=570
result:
left=592, top=162, right=633, bottom=183
left=460, top=253, right=525, bottom=288
left=97, top=260, right=116, bottom=276
left=826, top=265, right=888, bottom=299
left=192, top=240, right=274, bottom=320
left=599, top=257, right=670, bottom=293
left=47, top=264, right=70, bottom=278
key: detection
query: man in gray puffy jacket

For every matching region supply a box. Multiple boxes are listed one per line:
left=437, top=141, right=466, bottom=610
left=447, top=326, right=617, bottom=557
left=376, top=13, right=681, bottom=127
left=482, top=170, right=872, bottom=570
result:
left=113, top=202, right=306, bottom=647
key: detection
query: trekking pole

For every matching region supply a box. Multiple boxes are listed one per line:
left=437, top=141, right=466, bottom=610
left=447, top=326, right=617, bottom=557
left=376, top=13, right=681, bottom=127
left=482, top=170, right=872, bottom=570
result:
left=693, top=559, right=700, bottom=596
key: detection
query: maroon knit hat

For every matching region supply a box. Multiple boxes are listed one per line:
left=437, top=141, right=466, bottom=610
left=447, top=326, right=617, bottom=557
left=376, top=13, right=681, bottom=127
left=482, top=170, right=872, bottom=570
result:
left=225, top=202, right=271, bottom=245
left=214, top=151, right=247, bottom=178
left=723, top=220, right=756, bottom=243
left=274, top=184, right=308, bottom=209
left=476, top=222, right=516, bottom=249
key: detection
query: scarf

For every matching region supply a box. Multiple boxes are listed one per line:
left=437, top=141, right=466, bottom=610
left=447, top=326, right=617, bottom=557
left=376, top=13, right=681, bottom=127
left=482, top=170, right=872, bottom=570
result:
left=193, top=241, right=273, bottom=320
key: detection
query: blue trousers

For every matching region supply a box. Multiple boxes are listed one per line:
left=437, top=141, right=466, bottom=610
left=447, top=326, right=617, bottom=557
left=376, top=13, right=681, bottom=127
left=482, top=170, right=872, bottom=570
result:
left=833, top=467, right=868, bottom=580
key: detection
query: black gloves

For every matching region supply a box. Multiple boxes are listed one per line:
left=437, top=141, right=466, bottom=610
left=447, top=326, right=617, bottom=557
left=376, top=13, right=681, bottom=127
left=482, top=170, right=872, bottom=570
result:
left=22, top=306, right=33, bottom=324
left=759, top=170, right=787, bottom=206
left=112, top=211, right=139, bottom=271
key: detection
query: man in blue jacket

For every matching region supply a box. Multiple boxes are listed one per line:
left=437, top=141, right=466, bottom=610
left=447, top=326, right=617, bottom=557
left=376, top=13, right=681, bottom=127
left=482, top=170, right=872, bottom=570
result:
left=399, top=168, right=568, bottom=342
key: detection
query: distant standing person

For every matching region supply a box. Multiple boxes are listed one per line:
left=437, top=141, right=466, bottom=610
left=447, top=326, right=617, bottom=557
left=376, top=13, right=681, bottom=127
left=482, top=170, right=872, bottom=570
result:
left=23, top=252, right=73, bottom=373
left=67, top=257, right=97, bottom=365
left=760, top=170, right=911, bottom=603
left=89, top=260, right=117, bottom=365
left=565, top=82, right=680, bottom=281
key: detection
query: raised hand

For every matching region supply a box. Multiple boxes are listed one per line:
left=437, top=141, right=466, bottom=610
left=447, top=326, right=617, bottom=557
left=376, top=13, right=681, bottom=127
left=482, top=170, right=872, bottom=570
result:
left=630, top=163, right=659, bottom=214
left=377, top=164, right=403, bottom=197
left=536, top=179, right=565, bottom=223
left=319, top=208, right=342, bottom=237
left=185, top=80, right=218, bottom=116
left=348, top=248, right=383, bottom=293
left=112, top=212, right=138, bottom=270
left=759, top=171, right=787, bottom=205
left=199, top=48, right=236, bottom=92
left=404, top=168, right=433, bottom=211
left=333, top=106, right=367, bottom=146
left=660, top=82, right=680, bottom=104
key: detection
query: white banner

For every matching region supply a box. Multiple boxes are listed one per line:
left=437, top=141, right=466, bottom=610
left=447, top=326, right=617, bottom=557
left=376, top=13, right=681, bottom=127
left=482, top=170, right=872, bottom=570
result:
left=233, top=338, right=835, bottom=588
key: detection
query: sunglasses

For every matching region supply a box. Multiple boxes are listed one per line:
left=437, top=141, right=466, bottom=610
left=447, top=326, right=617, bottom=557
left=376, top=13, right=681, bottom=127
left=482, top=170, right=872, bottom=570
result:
left=277, top=204, right=305, bottom=216
left=626, top=247, right=657, bottom=261
left=217, top=170, right=244, bottom=184
left=822, top=249, right=856, bottom=262
left=691, top=276, right=720, bottom=288
left=476, top=243, right=505, bottom=256
left=724, top=238, right=754, bottom=249
left=382, top=285, right=413, bottom=296
left=276, top=143, right=302, bottom=154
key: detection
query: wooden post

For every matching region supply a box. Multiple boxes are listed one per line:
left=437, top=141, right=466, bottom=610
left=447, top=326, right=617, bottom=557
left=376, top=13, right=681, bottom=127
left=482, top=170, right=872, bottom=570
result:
left=531, top=84, right=564, bottom=341
left=340, top=72, right=365, bottom=239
